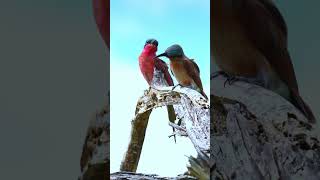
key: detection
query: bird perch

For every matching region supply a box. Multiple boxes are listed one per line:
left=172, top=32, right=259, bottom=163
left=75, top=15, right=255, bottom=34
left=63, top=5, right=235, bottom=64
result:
left=79, top=103, right=109, bottom=180
left=211, top=74, right=320, bottom=180
left=119, top=86, right=210, bottom=179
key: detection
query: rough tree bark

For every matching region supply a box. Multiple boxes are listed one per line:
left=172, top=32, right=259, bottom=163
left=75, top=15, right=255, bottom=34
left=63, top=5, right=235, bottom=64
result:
left=119, top=85, right=210, bottom=180
left=78, top=73, right=320, bottom=180
left=79, top=102, right=109, bottom=180
left=78, top=67, right=210, bottom=179
left=111, top=172, right=197, bottom=180
left=211, top=75, right=320, bottom=180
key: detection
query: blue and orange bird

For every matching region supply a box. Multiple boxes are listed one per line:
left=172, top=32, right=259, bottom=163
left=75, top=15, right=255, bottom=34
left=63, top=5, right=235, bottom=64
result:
left=157, top=44, right=208, bottom=100
left=212, top=0, right=315, bottom=122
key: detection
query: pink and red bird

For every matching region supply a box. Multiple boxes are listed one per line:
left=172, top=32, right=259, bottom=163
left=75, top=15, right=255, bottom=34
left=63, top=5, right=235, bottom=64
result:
left=139, top=39, right=177, bottom=141
left=139, top=39, right=174, bottom=87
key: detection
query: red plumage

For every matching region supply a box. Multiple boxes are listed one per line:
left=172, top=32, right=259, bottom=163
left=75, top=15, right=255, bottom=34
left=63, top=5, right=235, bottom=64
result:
left=139, top=44, right=174, bottom=86
left=139, top=43, right=177, bottom=143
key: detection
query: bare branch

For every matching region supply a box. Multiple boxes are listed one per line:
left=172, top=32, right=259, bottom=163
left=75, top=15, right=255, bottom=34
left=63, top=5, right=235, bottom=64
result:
left=120, top=86, right=210, bottom=179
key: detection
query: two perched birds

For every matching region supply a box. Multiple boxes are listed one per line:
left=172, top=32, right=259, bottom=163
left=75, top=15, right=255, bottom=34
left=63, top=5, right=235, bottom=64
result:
left=212, top=0, right=315, bottom=122
left=138, top=0, right=316, bottom=137
left=139, top=39, right=208, bottom=99
left=138, top=39, right=208, bottom=141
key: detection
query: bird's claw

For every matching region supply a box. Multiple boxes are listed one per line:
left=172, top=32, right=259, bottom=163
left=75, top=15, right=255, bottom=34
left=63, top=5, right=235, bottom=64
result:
left=224, top=76, right=238, bottom=87
left=172, top=84, right=182, bottom=91
left=212, top=71, right=237, bottom=87
left=211, top=71, right=228, bottom=79
left=224, top=74, right=265, bottom=88
left=213, top=71, right=262, bottom=87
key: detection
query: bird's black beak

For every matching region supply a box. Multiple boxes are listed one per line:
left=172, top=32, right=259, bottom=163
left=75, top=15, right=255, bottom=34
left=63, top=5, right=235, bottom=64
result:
left=156, top=52, right=167, bottom=58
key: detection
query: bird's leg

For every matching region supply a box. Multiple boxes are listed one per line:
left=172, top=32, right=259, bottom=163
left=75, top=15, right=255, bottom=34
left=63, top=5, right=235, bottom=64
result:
left=144, top=87, right=151, bottom=96
left=172, top=84, right=183, bottom=90
left=225, top=76, right=239, bottom=87
left=212, top=71, right=264, bottom=87
left=211, top=71, right=237, bottom=87
left=224, top=75, right=266, bottom=87
left=211, top=70, right=229, bottom=79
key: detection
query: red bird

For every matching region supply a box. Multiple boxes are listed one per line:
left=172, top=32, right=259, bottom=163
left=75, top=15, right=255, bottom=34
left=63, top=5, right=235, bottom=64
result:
left=139, top=39, right=177, bottom=142
left=139, top=39, right=174, bottom=87
left=92, top=0, right=109, bottom=47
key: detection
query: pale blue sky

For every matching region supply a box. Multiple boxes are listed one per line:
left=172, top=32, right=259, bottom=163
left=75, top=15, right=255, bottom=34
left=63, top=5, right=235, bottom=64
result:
left=110, top=0, right=210, bottom=176
left=110, top=0, right=210, bottom=86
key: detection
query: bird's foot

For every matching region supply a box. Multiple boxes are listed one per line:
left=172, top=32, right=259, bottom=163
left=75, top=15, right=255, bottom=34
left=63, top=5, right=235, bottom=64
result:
left=172, top=84, right=182, bottom=91
left=224, top=76, right=266, bottom=87
left=212, top=71, right=264, bottom=87
left=211, top=71, right=237, bottom=86
left=224, top=76, right=240, bottom=87
left=211, top=71, right=229, bottom=79
left=144, top=86, right=152, bottom=96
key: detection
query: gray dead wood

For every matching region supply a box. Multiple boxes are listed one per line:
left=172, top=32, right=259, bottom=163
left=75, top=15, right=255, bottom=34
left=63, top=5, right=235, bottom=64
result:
left=111, top=171, right=197, bottom=180
left=79, top=103, right=109, bottom=180
left=120, top=85, right=210, bottom=179
left=211, top=75, right=320, bottom=180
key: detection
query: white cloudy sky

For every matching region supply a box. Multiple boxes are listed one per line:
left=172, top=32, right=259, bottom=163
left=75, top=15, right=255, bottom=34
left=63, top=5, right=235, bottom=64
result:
left=110, top=0, right=210, bottom=176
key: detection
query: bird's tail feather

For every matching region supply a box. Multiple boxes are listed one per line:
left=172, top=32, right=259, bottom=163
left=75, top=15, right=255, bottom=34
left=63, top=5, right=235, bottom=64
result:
left=201, top=91, right=208, bottom=100
left=290, top=89, right=315, bottom=123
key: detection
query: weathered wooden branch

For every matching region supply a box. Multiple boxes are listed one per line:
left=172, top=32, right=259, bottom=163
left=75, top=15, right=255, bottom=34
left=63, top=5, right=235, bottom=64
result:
left=120, top=86, right=210, bottom=179
left=119, top=107, right=152, bottom=172
left=211, top=75, right=320, bottom=180
left=111, top=172, right=197, bottom=180
left=79, top=103, right=109, bottom=180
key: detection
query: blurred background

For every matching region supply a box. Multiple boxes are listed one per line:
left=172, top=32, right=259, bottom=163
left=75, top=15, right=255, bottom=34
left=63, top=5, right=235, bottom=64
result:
left=0, top=1, right=107, bottom=179
left=211, top=1, right=320, bottom=128
left=275, top=1, right=320, bottom=126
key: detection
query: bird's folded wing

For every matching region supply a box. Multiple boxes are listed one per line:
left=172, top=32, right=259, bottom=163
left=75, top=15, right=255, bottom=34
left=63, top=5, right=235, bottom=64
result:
left=155, top=58, right=174, bottom=86
left=189, top=59, right=200, bottom=74
left=236, top=0, right=299, bottom=92
left=184, top=60, right=204, bottom=91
